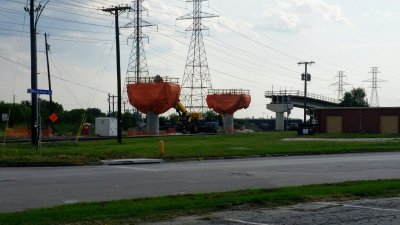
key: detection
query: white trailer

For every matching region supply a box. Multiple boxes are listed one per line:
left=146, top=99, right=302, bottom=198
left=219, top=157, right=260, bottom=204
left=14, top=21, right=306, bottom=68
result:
left=95, top=117, right=117, bottom=136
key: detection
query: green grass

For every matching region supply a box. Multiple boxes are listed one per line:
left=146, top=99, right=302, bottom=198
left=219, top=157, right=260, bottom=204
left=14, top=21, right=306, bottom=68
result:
left=1, top=132, right=400, bottom=165
left=1, top=179, right=400, bottom=225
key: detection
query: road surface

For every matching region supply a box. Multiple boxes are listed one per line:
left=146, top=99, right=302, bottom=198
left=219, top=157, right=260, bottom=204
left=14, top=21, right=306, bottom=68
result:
left=1, top=152, right=400, bottom=212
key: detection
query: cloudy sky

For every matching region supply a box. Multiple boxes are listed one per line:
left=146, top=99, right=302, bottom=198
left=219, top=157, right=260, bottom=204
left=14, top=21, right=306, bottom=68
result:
left=1, top=0, right=399, bottom=119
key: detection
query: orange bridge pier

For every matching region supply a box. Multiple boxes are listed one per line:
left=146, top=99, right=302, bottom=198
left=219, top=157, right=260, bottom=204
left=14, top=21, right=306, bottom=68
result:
left=127, top=76, right=180, bottom=135
left=207, top=89, right=251, bottom=132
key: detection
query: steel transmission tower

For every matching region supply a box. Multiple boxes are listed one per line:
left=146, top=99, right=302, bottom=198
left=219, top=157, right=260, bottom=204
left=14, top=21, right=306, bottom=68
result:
left=364, top=67, right=385, bottom=107
left=177, top=0, right=218, bottom=112
left=332, top=71, right=350, bottom=100
left=123, top=0, right=155, bottom=84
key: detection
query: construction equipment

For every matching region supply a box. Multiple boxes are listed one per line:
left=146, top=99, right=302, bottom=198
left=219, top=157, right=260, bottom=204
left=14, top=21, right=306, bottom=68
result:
left=175, top=101, right=202, bottom=134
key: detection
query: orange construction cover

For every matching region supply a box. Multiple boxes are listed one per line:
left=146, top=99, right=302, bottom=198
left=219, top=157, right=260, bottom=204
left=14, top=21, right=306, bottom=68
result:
left=127, top=83, right=181, bottom=114
left=206, top=94, right=251, bottom=114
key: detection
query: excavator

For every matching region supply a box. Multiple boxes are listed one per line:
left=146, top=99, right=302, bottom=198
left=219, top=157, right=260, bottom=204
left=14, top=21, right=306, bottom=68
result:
left=174, top=101, right=201, bottom=134
left=174, top=101, right=220, bottom=134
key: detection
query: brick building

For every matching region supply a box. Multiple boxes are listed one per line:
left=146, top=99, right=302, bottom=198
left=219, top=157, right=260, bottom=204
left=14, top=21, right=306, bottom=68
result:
left=311, top=107, right=400, bottom=133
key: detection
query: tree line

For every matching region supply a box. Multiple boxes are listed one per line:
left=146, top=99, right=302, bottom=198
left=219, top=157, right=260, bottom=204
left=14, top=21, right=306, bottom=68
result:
left=0, top=99, right=221, bottom=135
left=0, top=88, right=368, bottom=134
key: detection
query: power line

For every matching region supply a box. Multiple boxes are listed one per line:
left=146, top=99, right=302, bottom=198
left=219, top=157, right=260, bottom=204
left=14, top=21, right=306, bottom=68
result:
left=0, top=54, right=110, bottom=94
left=206, top=4, right=367, bottom=78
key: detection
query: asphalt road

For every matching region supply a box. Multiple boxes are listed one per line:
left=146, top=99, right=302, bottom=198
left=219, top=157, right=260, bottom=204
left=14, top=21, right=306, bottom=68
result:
left=1, top=152, right=400, bottom=212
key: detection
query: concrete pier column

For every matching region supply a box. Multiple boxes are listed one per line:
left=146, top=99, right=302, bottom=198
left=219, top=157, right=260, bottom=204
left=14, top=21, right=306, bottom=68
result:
left=267, top=103, right=293, bottom=131
left=223, top=113, right=234, bottom=133
left=146, top=112, right=159, bottom=135
left=275, top=112, right=285, bottom=131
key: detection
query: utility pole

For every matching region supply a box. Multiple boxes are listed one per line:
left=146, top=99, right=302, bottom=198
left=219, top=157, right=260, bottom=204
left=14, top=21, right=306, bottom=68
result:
left=102, top=5, right=131, bottom=143
left=25, top=0, right=48, bottom=145
left=44, top=33, right=54, bottom=132
left=363, top=67, right=385, bottom=107
left=44, top=33, right=52, bottom=105
left=108, top=93, right=111, bottom=117
left=111, top=95, right=117, bottom=116
left=28, top=0, right=37, bottom=145
left=298, top=61, right=314, bottom=123
left=44, top=33, right=53, bottom=108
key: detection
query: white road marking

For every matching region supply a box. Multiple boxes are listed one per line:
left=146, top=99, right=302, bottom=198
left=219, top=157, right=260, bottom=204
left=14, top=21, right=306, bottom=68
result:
left=317, top=202, right=400, bottom=212
left=225, top=218, right=273, bottom=225
left=115, top=166, right=164, bottom=172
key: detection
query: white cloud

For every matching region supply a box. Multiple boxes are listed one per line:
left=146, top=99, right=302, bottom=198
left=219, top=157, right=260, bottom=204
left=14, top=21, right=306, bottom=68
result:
left=261, top=0, right=350, bottom=32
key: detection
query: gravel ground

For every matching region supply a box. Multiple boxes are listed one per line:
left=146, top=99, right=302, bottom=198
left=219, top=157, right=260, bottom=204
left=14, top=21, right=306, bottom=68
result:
left=282, top=138, right=400, bottom=142
left=142, top=197, right=400, bottom=225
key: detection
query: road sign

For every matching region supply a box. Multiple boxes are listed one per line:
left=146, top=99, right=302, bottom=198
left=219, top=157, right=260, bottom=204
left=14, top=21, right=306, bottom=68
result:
left=27, top=89, right=52, bottom=95
left=1, top=113, right=8, bottom=121
left=49, top=113, right=58, bottom=123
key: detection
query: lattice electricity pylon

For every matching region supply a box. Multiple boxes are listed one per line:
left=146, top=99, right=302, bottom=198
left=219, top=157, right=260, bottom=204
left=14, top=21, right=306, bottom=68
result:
left=363, top=67, right=385, bottom=107
left=122, top=0, right=156, bottom=84
left=177, top=0, right=218, bottom=113
left=332, top=71, right=350, bottom=101
left=122, top=0, right=156, bottom=112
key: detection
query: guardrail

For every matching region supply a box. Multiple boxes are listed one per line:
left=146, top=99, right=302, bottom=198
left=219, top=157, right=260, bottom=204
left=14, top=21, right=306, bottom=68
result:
left=265, top=90, right=339, bottom=104
left=126, top=76, right=179, bottom=84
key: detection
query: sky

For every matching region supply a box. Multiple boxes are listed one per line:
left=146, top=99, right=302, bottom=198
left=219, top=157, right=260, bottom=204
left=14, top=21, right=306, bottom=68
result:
left=1, top=0, right=400, bottom=119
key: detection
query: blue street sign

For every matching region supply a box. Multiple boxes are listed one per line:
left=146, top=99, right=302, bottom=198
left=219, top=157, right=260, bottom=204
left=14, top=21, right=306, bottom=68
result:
left=27, top=89, right=52, bottom=95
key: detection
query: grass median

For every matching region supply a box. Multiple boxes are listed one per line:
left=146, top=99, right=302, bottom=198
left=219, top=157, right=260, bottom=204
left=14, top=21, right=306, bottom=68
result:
left=1, top=132, right=400, bottom=166
left=1, top=179, right=400, bottom=225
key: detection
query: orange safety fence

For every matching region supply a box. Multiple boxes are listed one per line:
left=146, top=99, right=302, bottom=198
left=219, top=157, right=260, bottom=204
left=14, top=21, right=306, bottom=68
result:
left=5, top=127, right=54, bottom=138
left=127, top=128, right=177, bottom=136
left=127, top=129, right=146, bottom=136
left=207, top=94, right=251, bottom=114
left=127, top=82, right=181, bottom=114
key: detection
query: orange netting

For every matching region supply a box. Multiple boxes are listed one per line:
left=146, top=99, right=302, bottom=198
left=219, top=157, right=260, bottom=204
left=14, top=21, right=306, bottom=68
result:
left=206, top=94, right=251, bottom=114
left=127, top=82, right=181, bottom=114
left=5, top=128, right=53, bottom=138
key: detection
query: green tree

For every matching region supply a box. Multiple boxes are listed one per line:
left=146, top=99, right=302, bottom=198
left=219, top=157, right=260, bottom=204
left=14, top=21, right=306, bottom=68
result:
left=121, top=111, right=143, bottom=130
left=60, top=109, right=86, bottom=125
left=168, top=114, right=180, bottom=127
left=0, top=101, right=31, bottom=127
left=203, top=110, right=219, bottom=122
left=85, top=108, right=105, bottom=125
left=340, top=88, right=369, bottom=107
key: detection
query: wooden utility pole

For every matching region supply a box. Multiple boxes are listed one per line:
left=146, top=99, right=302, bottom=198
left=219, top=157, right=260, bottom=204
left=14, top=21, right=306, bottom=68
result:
left=44, top=33, right=52, bottom=105
left=28, top=0, right=38, bottom=145
left=26, top=0, right=48, bottom=145
left=298, top=61, right=315, bottom=123
left=108, top=93, right=111, bottom=117
left=102, top=5, right=131, bottom=143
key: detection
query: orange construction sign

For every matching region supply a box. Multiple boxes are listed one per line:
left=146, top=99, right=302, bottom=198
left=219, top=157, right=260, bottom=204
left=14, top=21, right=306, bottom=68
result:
left=49, top=113, right=58, bottom=123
